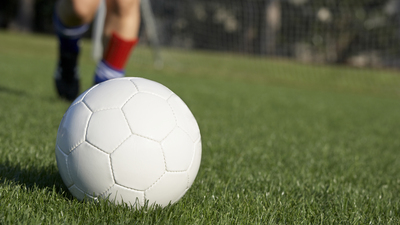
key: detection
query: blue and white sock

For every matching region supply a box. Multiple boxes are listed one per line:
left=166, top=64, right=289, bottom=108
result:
left=94, top=60, right=125, bottom=84
left=53, top=13, right=89, bottom=54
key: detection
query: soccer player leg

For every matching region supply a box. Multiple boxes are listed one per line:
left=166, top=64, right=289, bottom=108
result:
left=94, top=0, right=140, bottom=84
left=54, top=0, right=101, bottom=100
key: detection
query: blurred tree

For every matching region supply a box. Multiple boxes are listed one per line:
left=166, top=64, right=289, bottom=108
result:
left=11, top=0, right=35, bottom=32
left=0, top=0, right=18, bottom=29
left=33, top=0, right=55, bottom=33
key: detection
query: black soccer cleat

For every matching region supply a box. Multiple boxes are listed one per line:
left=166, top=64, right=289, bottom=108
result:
left=54, top=52, right=80, bottom=101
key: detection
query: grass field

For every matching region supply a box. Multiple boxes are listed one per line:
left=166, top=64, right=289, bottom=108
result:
left=1, top=31, right=400, bottom=224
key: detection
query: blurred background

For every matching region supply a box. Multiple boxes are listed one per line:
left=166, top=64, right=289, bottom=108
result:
left=2, top=0, right=400, bottom=69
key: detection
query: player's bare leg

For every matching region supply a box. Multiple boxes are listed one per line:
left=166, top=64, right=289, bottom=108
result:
left=93, top=0, right=141, bottom=84
left=54, top=0, right=100, bottom=100
left=56, top=0, right=100, bottom=26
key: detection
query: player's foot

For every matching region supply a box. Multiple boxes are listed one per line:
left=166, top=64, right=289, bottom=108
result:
left=54, top=52, right=80, bottom=101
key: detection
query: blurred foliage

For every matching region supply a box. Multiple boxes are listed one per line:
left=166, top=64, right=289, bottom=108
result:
left=0, top=0, right=18, bottom=28
left=280, top=0, right=400, bottom=63
left=0, top=0, right=54, bottom=32
left=34, top=0, right=56, bottom=33
left=150, top=0, right=400, bottom=66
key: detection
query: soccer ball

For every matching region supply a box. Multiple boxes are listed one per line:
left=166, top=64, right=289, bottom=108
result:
left=55, top=77, right=201, bottom=208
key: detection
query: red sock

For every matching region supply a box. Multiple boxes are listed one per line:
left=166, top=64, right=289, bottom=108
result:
left=103, top=32, right=138, bottom=70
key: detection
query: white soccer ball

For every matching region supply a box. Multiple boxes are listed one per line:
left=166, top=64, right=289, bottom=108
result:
left=55, top=77, right=201, bottom=208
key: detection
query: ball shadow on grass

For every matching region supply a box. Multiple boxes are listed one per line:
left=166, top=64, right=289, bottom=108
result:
left=0, top=85, right=28, bottom=97
left=0, top=159, right=74, bottom=200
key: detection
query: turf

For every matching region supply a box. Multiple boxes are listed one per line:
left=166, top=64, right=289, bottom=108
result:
left=1, top=31, right=400, bottom=224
